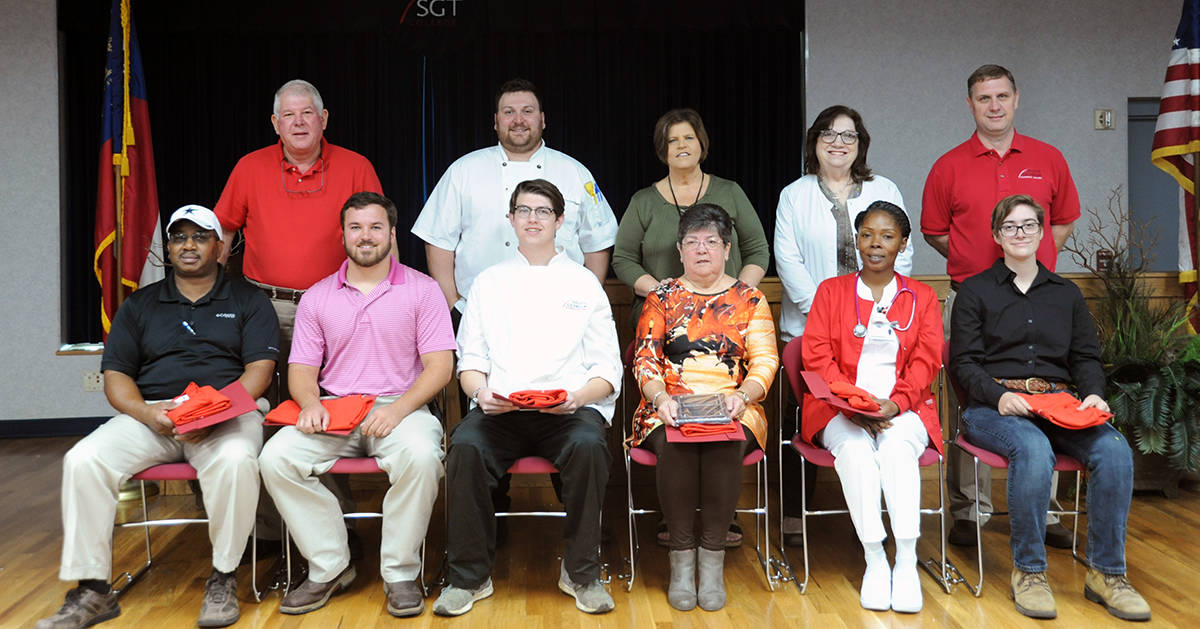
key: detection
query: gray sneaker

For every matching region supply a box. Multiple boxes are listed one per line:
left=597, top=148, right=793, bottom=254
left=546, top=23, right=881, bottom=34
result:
left=35, top=587, right=120, bottom=629
left=432, top=579, right=494, bottom=616
left=557, top=562, right=614, bottom=614
left=197, top=570, right=239, bottom=627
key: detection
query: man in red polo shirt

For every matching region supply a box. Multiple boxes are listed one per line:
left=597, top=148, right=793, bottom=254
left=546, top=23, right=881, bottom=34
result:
left=215, top=79, right=383, bottom=381
left=921, top=64, right=1080, bottom=549
left=214, top=79, right=380, bottom=547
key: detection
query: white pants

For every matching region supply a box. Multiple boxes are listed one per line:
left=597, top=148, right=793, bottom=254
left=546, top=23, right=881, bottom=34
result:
left=259, top=400, right=443, bottom=583
left=60, top=409, right=263, bottom=580
left=820, top=411, right=929, bottom=543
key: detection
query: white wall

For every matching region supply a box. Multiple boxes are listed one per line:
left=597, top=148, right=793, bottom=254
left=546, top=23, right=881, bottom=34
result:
left=0, top=0, right=112, bottom=421
left=0, top=0, right=1185, bottom=421
left=806, top=0, right=1181, bottom=274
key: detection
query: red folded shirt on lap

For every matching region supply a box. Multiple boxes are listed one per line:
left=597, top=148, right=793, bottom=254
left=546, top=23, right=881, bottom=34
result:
left=679, top=421, right=740, bottom=438
left=166, top=382, right=232, bottom=426
left=1017, top=392, right=1112, bottom=429
left=828, top=381, right=882, bottom=411
left=500, top=389, right=568, bottom=409
left=264, top=395, right=377, bottom=434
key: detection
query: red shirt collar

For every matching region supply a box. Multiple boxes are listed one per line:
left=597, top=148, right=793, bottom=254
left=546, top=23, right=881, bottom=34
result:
left=968, top=130, right=1028, bottom=157
left=277, top=138, right=328, bottom=174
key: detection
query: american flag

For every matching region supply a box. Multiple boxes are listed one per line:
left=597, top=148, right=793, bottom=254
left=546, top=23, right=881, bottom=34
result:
left=1152, top=0, right=1200, bottom=329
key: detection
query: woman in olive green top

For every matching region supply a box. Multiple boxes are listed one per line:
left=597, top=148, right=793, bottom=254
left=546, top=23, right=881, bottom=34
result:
left=613, top=108, right=770, bottom=325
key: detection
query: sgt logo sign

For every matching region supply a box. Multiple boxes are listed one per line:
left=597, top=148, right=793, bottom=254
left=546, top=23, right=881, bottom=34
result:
left=415, top=0, right=460, bottom=18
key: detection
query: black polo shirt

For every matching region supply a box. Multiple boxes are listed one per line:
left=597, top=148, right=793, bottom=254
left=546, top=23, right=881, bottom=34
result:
left=949, top=258, right=1105, bottom=409
left=101, top=268, right=280, bottom=400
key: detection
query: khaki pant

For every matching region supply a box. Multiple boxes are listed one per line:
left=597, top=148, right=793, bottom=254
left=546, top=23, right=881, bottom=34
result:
left=259, top=399, right=443, bottom=583
left=59, top=410, right=263, bottom=580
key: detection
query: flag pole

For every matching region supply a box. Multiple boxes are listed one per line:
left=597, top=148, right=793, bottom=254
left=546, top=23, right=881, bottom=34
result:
left=112, top=162, right=124, bottom=308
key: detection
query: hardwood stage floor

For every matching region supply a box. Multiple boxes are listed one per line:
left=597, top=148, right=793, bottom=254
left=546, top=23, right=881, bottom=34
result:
left=1, top=436, right=1196, bottom=628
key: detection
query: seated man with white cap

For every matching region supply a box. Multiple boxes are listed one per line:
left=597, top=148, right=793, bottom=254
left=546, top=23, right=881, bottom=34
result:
left=36, top=205, right=279, bottom=629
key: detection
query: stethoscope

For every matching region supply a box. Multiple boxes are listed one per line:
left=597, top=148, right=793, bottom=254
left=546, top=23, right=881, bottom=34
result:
left=853, top=273, right=916, bottom=338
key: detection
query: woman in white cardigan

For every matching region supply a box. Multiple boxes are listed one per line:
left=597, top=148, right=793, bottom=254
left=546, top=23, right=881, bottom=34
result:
left=773, top=104, right=913, bottom=543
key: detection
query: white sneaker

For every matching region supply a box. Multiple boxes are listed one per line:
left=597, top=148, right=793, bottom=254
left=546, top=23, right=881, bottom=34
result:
left=860, top=562, right=891, bottom=611
left=891, top=563, right=923, bottom=613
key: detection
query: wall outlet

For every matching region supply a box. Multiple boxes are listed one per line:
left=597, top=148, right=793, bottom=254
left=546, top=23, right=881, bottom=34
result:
left=83, top=370, right=104, bottom=392
left=1093, top=108, right=1114, bottom=130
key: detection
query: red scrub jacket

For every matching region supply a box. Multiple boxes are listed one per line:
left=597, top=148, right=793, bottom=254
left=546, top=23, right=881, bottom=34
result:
left=800, top=273, right=944, bottom=453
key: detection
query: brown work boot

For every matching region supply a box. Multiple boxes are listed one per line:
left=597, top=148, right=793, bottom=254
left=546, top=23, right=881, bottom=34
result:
left=279, top=565, right=356, bottom=614
left=384, top=580, right=425, bottom=617
left=1010, top=569, right=1056, bottom=619
left=1084, top=569, right=1151, bottom=621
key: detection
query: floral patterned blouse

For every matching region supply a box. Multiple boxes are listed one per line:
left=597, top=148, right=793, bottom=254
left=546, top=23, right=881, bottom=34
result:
left=630, top=278, right=779, bottom=448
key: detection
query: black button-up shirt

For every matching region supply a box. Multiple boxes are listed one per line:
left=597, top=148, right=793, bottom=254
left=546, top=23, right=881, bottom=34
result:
left=949, top=259, right=1105, bottom=408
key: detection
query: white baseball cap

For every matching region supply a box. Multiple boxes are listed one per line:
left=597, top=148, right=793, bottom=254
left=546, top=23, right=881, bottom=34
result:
left=166, top=204, right=224, bottom=241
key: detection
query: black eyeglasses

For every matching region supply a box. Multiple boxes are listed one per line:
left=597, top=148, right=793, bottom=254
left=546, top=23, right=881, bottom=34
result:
left=818, top=129, right=859, bottom=145
left=998, top=221, right=1043, bottom=237
left=167, top=231, right=215, bottom=245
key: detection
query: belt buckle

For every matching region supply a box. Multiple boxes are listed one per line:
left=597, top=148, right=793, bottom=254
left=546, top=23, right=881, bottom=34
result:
left=1024, top=377, right=1049, bottom=393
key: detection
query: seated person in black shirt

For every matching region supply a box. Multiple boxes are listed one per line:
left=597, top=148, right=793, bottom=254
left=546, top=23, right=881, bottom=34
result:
left=949, top=194, right=1149, bottom=622
left=36, top=206, right=279, bottom=629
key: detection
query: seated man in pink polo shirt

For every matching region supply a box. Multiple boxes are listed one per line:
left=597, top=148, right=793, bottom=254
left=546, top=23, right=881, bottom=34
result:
left=259, top=192, right=455, bottom=618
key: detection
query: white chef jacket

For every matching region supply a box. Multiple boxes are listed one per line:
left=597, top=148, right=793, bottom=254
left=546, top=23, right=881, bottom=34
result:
left=456, top=248, right=623, bottom=422
left=412, top=142, right=618, bottom=313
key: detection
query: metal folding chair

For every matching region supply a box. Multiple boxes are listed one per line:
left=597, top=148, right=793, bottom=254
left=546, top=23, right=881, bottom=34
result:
left=282, top=457, right=430, bottom=595
left=943, top=344, right=1087, bottom=596
left=617, top=343, right=776, bottom=592
left=115, top=462, right=269, bottom=601
left=774, top=338, right=953, bottom=594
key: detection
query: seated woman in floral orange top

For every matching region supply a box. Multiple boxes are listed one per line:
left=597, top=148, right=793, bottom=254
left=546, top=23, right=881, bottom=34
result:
left=629, top=204, right=778, bottom=612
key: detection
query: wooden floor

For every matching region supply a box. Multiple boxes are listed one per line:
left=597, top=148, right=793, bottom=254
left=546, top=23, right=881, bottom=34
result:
left=2, top=436, right=1197, bottom=628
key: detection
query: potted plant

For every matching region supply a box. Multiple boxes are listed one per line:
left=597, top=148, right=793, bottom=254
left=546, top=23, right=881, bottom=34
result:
left=1063, top=188, right=1200, bottom=496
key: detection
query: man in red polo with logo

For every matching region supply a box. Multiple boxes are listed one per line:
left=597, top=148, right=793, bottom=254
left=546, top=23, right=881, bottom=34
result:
left=214, top=79, right=383, bottom=383
left=921, top=64, right=1080, bottom=549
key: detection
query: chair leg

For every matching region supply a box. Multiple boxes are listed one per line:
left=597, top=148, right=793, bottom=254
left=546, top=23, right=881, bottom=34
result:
left=757, top=457, right=775, bottom=591
left=970, top=456, right=984, bottom=597
left=621, top=451, right=637, bottom=592
left=920, top=455, right=965, bottom=594
left=1070, top=470, right=1087, bottom=565
left=249, top=523, right=263, bottom=602
left=798, top=453, right=811, bottom=594
left=112, top=481, right=154, bottom=596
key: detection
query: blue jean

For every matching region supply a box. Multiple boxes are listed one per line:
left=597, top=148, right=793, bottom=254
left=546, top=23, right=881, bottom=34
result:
left=961, top=406, right=1132, bottom=574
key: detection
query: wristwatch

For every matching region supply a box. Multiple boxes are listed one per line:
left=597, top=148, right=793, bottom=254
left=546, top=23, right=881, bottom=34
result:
left=471, top=387, right=483, bottom=403
left=737, top=390, right=751, bottom=405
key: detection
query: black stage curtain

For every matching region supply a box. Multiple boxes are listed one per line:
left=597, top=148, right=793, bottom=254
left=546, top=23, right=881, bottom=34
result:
left=59, top=0, right=805, bottom=342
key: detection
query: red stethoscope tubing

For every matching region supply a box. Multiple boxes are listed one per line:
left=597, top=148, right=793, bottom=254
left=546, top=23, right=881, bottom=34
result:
left=852, top=273, right=916, bottom=337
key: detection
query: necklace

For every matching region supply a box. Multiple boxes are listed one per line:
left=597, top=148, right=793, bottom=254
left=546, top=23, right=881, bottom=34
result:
left=667, top=172, right=705, bottom=214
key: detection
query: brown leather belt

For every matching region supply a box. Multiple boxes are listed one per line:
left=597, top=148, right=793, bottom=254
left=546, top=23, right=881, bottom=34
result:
left=994, top=377, right=1070, bottom=394
left=256, top=284, right=305, bottom=304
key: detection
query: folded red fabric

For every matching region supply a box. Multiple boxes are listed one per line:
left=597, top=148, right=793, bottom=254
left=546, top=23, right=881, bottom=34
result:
left=166, top=382, right=232, bottom=426
left=679, top=421, right=740, bottom=437
left=507, top=389, right=568, bottom=408
left=827, top=381, right=882, bottom=411
left=1017, top=392, right=1112, bottom=429
left=264, top=395, right=377, bottom=432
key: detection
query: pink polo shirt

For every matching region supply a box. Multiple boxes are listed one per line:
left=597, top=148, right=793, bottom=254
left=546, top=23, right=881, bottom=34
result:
left=290, top=258, right=456, bottom=397
left=921, top=132, right=1080, bottom=283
